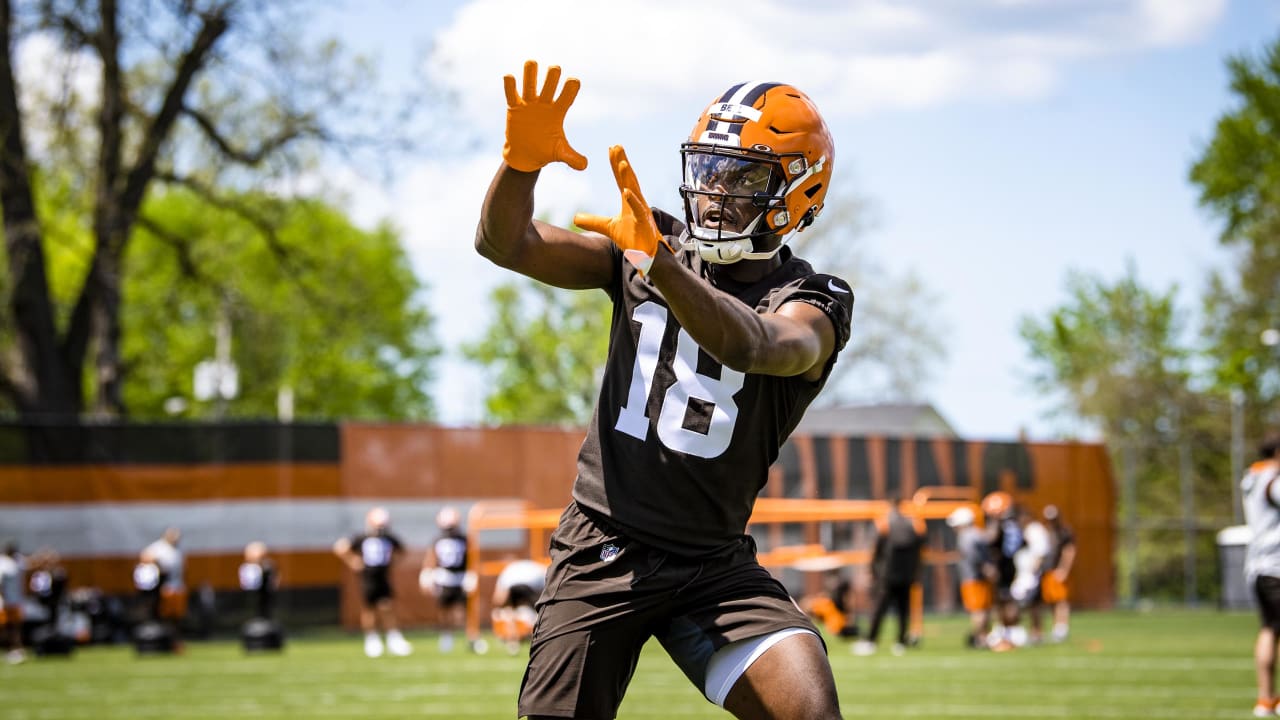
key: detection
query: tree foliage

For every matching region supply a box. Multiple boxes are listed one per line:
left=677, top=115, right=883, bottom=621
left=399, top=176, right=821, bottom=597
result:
left=1191, top=35, right=1280, bottom=439
left=0, top=0, right=431, bottom=419
left=462, top=279, right=609, bottom=427
left=122, top=188, right=437, bottom=421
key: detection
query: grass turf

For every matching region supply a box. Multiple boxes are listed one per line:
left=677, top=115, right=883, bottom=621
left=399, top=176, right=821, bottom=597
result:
left=0, top=609, right=1259, bottom=719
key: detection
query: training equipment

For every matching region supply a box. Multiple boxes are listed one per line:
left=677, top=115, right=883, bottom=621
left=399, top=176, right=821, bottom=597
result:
left=502, top=60, right=587, bottom=173
left=574, top=145, right=672, bottom=277
left=30, top=624, right=76, bottom=657
left=132, top=620, right=177, bottom=654
left=679, top=82, right=834, bottom=264
left=241, top=617, right=285, bottom=652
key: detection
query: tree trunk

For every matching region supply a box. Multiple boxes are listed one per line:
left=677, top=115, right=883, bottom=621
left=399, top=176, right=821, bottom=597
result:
left=0, top=0, right=78, bottom=418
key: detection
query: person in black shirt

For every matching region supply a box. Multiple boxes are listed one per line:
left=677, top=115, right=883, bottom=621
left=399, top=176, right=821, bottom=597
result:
left=238, top=541, right=278, bottom=620
left=1041, top=505, right=1077, bottom=643
left=333, top=507, right=411, bottom=658
left=478, top=60, right=853, bottom=719
left=419, top=506, right=474, bottom=652
left=854, top=499, right=925, bottom=656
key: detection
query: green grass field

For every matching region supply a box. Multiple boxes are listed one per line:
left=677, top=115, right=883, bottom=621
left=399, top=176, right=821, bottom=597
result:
left=0, top=609, right=1260, bottom=719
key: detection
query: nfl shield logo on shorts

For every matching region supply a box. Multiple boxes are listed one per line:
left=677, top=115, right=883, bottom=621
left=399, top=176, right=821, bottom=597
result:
left=600, top=543, right=620, bottom=563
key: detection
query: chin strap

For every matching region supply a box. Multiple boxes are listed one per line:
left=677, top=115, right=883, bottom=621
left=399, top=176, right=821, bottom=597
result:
left=681, top=228, right=796, bottom=265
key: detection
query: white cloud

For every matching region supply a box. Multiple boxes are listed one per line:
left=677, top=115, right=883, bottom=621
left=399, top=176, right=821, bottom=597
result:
left=425, top=0, right=1228, bottom=123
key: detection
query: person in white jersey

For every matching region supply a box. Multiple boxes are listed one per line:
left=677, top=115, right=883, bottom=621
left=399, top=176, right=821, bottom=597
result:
left=491, top=558, right=549, bottom=654
left=1243, top=434, right=1280, bottom=717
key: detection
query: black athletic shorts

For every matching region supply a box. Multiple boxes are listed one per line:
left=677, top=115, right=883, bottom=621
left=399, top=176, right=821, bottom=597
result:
left=361, top=572, right=393, bottom=606
left=1256, top=575, right=1280, bottom=632
left=506, top=583, right=540, bottom=609
left=518, top=502, right=821, bottom=719
left=437, top=584, right=467, bottom=608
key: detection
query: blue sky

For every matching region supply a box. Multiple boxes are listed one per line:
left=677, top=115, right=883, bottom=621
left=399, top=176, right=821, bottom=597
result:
left=311, top=0, right=1280, bottom=441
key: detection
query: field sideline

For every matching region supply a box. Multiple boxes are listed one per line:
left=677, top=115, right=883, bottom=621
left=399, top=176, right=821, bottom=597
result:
left=0, top=609, right=1258, bottom=719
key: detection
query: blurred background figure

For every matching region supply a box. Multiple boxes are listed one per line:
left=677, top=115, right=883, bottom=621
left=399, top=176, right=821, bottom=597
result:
left=0, top=542, right=26, bottom=664
left=239, top=541, right=278, bottom=621
left=1011, top=505, right=1050, bottom=646
left=982, top=491, right=1021, bottom=651
left=27, top=548, right=76, bottom=656
left=490, top=557, right=548, bottom=654
left=133, top=548, right=163, bottom=622
left=142, top=527, right=187, bottom=631
left=28, top=549, right=68, bottom=627
left=1040, top=504, right=1077, bottom=643
left=239, top=541, right=284, bottom=652
left=334, top=506, right=411, bottom=658
left=800, top=570, right=862, bottom=642
left=420, top=506, right=473, bottom=652
left=947, top=506, right=993, bottom=649
left=1242, top=435, right=1280, bottom=717
left=854, top=497, right=925, bottom=656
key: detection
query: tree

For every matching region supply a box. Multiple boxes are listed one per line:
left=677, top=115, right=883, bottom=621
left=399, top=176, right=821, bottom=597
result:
left=1190, top=33, right=1280, bottom=442
left=462, top=279, right=609, bottom=426
left=1018, top=264, right=1191, bottom=441
left=122, top=187, right=437, bottom=420
left=0, top=0, right=430, bottom=419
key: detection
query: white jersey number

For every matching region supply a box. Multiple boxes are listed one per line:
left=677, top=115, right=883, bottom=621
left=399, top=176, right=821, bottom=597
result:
left=614, top=301, right=745, bottom=459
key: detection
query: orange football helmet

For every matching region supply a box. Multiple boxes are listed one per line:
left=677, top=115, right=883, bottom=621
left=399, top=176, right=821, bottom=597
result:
left=981, top=491, right=1013, bottom=517
left=680, top=82, right=835, bottom=264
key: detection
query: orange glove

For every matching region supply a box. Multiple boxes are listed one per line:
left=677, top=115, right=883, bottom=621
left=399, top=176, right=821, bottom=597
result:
left=503, top=60, right=588, bottom=173
left=574, top=145, right=672, bottom=276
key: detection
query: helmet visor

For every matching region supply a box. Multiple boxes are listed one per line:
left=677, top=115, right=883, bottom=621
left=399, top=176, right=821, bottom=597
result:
left=683, top=152, right=779, bottom=198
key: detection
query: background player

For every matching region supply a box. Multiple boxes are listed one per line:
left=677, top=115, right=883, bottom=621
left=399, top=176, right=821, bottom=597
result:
left=1242, top=434, right=1280, bottom=717
left=947, top=506, right=993, bottom=649
left=477, top=60, right=852, bottom=719
left=419, top=506, right=473, bottom=652
left=490, top=557, right=548, bottom=654
left=334, top=507, right=411, bottom=658
left=1041, top=504, right=1076, bottom=643
left=142, top=527, right=187, bottom=632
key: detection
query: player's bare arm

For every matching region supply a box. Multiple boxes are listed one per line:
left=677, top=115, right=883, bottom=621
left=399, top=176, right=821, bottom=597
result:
left=475, top=60, right=613, bottom=290
left=332, top=538, right=361, bottom=572
left=651, top=249, right=835, bottom=380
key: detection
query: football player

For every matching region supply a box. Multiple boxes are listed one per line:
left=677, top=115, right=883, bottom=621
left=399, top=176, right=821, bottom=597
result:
left=0, top=543, right=25, bottom=664
left=1242, top=435, right=1280, bottom=717
left=142, top=528, right=187, bottom=629
left=947, top=506, right=994, bottom=650
left=490, top=557, right=549, bottom=654
left=333, top=507, right=411, bottom=658
left=477, top=60, right=853, bottom=719
left=981, top=491, right=1022, bottom=651
left=419, top=506, right=474, bottom=652
left=1040, top=504, right=1076, bottom=642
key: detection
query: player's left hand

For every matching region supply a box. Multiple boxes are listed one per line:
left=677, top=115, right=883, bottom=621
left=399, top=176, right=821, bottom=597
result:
left=574, top=145, right=672, bottom=277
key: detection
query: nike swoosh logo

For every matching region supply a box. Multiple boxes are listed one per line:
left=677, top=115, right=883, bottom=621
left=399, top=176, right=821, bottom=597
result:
left=828, top=279, right=849, bottom=294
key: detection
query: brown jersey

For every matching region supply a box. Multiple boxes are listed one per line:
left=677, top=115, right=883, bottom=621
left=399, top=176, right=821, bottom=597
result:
left=572, top=210, right=854, bottom=557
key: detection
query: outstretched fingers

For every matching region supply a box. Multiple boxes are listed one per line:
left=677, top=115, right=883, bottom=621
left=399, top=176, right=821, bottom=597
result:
left=554, top=77, right=581, bottom=110
left=608, top=145, right=647, bottom=208
left=521, top=59, right=539, bottom=103
left=539, top=65, right=563, bottom=103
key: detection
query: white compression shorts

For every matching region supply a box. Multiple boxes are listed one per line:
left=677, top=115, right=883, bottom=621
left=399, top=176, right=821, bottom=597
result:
left=703, top=627, right=815, bottom=707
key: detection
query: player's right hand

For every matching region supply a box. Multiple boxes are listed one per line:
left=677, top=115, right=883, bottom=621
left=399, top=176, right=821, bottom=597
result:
left=503, top=60, right=588, bottom=173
